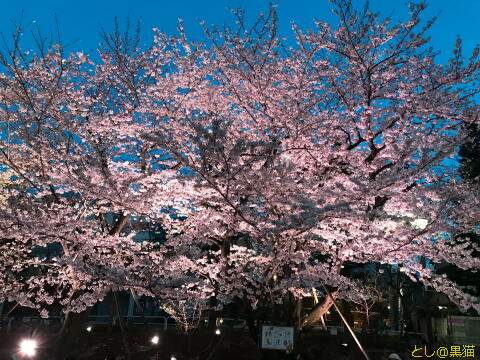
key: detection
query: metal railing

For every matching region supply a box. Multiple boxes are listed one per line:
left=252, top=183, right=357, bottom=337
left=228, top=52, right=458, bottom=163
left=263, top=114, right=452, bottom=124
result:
left=0, top=315, right=182, bottom=332
left=86, top=315, right=179, bottom=330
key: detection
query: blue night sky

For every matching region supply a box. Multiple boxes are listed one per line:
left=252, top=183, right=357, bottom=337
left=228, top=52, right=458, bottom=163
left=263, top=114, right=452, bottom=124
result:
left=0, top=0, right=478, bottom=64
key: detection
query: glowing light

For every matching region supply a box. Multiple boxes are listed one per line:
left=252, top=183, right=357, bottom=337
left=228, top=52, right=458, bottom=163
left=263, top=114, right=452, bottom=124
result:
left=86, top=326, right=92, bottom=332
left=151, top=335, right=159, bottom=345
left=272, top=274, right=278, bottom=282
left=219, top=318, right=224, bottom=324
left=215, top=328, right=221, bottom=335
left=411, top=218, right=428, bottom=230
left=19, top=339, right=37, bottom=357
left=171, top=357, right=177, bottom=360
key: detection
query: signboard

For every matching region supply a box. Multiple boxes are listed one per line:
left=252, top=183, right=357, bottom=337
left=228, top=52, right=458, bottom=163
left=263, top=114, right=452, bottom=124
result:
left=261, top=325, right=294, bottom=351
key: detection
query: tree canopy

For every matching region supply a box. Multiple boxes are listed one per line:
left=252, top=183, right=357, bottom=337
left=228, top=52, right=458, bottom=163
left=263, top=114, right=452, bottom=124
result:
left=0, top=0, right=479, bottom=318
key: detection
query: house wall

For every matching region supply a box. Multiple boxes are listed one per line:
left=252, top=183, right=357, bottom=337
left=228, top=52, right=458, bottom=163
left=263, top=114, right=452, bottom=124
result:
left=417, top=316, right=480, bottom=345
left=450, top=316, right=480, bottom=345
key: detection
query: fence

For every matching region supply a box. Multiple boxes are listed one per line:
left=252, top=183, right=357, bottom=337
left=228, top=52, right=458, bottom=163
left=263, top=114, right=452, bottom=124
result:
left=0, top=315, right=185, bottom=333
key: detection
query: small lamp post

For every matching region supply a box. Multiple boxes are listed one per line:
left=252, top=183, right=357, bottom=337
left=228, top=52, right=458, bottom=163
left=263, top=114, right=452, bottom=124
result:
left=151, top=335, right=159, bottom=360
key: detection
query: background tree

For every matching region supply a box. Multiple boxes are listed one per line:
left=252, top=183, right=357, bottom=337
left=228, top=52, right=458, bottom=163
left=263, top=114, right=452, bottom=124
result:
left=435, top=118, right=480, bottom=301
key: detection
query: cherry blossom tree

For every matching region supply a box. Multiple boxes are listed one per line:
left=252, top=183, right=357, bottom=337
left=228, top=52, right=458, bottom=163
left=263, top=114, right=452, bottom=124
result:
left=0, top=3, right=479, bottom=356
left=141, top=0, right=480, bottom=319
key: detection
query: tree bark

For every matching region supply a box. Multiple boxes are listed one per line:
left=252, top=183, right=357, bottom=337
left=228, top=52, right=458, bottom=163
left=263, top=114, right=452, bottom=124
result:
left=424, top=287, right=434, bottom=347
left=113, top=292, right=131, bottom=360
left=208, top=295, right=218, bottom=329
left=300, top=291, right=338, bottom=329
left=244, top=302, right=259, bottom=345
left=54, top=310, right=90, bottom=359
left=295, top=297, right=302, bottom=329
left=53, top=212, right=129, bottom=359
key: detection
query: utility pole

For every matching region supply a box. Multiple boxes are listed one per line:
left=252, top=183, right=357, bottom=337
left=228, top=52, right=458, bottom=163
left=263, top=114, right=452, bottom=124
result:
left=322, top=285, right=371, bottom=360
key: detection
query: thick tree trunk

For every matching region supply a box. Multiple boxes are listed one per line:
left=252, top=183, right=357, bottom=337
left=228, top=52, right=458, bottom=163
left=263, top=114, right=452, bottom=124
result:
left=54, top=310, right=90, bottom=359
left=208, top=295, right=218, bottom=329
left=424, top=287, right=434, bottom=347
left=295, top=297, right=302, bottom=328
left=109, top=213, right=129, bottom=236
left=300, top=291, right=338, bottom=329
left=389, top=291, right=399, bottom=331
left=106, top=291, right=115, bottom=334
left=207, top=237, right=231, bottom=329
left=113, top=292, right=131, bottom=360
left=272, top=302, right=281, bottom=325
left=53, top=213, right=129, bottom=359
left=244, top=302, right=259, bottom=345
left=325, top=287, right=371, bottom=360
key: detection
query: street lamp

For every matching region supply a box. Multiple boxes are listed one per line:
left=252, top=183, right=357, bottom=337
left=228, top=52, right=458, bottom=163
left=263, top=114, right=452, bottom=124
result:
left=151, top=335, right=159, bottom=345
left=19, top=339, right=37, bottom=357
left=215, top=328, right=221, bottom=335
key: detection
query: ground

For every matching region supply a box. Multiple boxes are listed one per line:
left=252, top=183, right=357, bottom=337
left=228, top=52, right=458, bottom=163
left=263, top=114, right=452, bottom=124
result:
left=0, top=325, right=429, bottom=360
